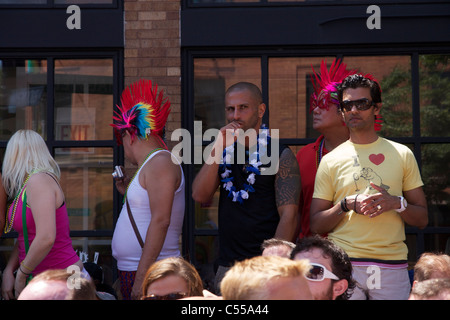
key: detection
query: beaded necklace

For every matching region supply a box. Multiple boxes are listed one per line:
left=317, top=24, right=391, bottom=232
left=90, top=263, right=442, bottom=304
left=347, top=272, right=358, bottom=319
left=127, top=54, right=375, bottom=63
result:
left=315, top=137, right=326, bottom=169
left=122, top=147, right=164, bottom=203
left=219, top=130, right=270, bottom=204
left=4, top=170, right=39, bottom=234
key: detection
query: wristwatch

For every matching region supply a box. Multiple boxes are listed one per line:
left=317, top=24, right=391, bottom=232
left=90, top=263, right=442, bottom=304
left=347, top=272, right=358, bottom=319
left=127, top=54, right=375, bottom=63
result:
left=396, top=196, right=408, bottom=213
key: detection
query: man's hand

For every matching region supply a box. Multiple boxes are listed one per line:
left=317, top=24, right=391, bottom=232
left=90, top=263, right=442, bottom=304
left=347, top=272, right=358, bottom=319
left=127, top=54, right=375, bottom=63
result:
left=217, top=121, right=241, bottom=151
left=114, top=165, right=130, bottom=195
left=359, top=182, right=400, bottom=218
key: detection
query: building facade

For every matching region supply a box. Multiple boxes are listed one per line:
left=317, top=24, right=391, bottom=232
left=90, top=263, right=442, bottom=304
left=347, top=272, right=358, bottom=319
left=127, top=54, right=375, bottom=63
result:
left=0, top=0, right=449, bottom=293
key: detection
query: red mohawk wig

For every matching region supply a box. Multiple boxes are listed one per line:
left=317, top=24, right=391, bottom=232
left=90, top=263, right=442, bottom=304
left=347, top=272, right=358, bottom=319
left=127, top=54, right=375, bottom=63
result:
left=111, top=79, right=171, bottom=148
left=310, top=58, right=358, bottom=112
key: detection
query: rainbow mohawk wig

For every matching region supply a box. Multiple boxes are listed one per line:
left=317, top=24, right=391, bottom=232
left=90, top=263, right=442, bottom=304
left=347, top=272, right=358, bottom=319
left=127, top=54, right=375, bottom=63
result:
left=111, top=79, right=171, bottom=147
left=310, top=58, right=357, bottom=112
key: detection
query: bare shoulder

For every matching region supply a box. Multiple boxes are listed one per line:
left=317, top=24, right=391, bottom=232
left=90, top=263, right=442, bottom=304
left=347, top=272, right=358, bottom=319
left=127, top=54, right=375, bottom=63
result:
left=144, top=151, right=181, bottom=178
left=27, top=171, right=58, bottom=187
left=26, top=172, right=60, bottom=198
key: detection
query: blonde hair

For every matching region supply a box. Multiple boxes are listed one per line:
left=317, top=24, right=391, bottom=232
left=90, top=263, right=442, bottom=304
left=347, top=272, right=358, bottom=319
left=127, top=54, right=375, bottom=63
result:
left=220, top=255, right=310, bottom=300
left=21, top=268, right=97, bottom=300
left=2, top=130, right=60, bottom=199
left=141, top=257, right=204, bottom=297
left=414, top=252, right=450, bottom=282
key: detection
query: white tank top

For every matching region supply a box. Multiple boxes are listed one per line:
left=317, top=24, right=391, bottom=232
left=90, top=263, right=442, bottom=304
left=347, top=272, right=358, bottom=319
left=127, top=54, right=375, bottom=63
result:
left=112, top=150, right=185, bottom=271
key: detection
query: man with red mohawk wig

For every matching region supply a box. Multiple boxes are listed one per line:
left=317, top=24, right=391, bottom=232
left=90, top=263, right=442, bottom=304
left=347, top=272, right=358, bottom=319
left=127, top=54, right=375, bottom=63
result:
left=295, top=58, right=356, bottom=239
left=110, top=79, right=185, bottom=300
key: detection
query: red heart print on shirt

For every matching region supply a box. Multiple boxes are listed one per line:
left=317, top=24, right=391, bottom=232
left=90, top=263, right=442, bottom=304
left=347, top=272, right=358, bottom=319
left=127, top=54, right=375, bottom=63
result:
left=369, top=153, right=385, bottom=165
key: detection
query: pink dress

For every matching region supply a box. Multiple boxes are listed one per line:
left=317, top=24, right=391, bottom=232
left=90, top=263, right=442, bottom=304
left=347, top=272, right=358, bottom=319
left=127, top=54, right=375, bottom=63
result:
left=9, top=184, right=80, bottom=276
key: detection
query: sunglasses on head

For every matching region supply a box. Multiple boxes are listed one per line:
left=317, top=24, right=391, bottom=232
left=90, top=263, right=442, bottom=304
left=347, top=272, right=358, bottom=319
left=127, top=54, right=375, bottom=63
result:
left=306, top=263, right=339, bottom=282
left=340, top=98, right=375, bottom=112
left=141, top=292, right=188, bottom=300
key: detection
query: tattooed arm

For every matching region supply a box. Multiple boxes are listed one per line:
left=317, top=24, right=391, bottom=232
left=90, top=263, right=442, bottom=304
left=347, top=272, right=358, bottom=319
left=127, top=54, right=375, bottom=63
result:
left=274, top=148, right=301, bottom=242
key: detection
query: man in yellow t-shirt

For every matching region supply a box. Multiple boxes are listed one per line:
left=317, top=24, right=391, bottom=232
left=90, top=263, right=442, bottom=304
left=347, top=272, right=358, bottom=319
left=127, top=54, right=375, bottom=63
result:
left=311, top=74, right=428, bottom=300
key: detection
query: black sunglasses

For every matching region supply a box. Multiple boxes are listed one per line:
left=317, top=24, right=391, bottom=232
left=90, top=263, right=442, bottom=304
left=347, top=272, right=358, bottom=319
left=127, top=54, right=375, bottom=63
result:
left=141, top=292, right=188, bottom=300
left=340, top=98, right=375, bottom=112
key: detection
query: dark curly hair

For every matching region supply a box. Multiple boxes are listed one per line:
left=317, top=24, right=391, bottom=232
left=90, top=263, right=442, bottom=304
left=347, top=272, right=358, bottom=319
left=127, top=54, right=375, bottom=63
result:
left=291, top=235, right=356, bottom=300
left=337, top=74, right=382, bottom=108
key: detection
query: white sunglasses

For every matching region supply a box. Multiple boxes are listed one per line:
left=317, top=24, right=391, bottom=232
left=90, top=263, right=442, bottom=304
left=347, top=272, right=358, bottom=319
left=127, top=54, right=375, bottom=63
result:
left=306, top=263, right=339, bottom=282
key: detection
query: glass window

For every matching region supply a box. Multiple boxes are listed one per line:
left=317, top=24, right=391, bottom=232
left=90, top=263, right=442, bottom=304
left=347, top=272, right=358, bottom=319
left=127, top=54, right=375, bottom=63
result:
left=71, top=237, right=115, bottom=290
left=194, top=57, right=261, bottom=133
left=54, top=59, right=113, bottom=141
left=421, top=143, right=450, bottom=228
left=193, top=235, right=218, bottom=292
left=0, top=59, right=47, bottom=140
left=0, top=0, right=113, bottom=3
left=194, top=163, right=219, bottom=230
left=55, top=147, right=114, bottom=231
left=54, top=0, right=113, bottom=3
left=268, top=56, right=335, bottom=139
left=405, top=233, right=417, bottom=264
left=342, top=55, right=413, bottom=138
left=419, top=54, right=450, bottom=137
left=424, top=234, right=450, bottom=254
left=0, top=0, right=46, bottom=3
left=0, top=238, right=15, bottom=273
left=190, top=0, right=259, bottom=3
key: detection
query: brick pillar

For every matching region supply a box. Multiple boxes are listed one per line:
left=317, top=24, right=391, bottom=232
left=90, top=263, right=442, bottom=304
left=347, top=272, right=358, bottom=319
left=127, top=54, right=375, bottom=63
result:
left=124, top=0, right=181, bottom=149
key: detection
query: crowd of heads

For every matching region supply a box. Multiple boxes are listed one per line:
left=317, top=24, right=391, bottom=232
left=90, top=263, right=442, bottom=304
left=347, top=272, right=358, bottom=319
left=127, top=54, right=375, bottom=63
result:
left=12, top=237, right=449, bottom=301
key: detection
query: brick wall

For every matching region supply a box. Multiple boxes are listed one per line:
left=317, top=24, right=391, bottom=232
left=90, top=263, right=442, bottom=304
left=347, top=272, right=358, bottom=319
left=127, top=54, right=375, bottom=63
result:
left=124, top=0, right=181, bottom=149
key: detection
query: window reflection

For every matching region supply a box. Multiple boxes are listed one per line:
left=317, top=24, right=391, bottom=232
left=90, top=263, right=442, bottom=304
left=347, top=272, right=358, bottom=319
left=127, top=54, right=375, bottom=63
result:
left=424, top=234, right=450, bottom=254
left=54, top=59, right=113, bottom=141
left=0, top=0, right=46, bottom=3
left=0, top=0, right=112, bottom=4
left=0, top=59, right=47, bottom=140
left=194, top=162, right=219, bottom=230
left=55, top=147, right=114, bottom=231
left=193, top=235, right=218, bottom=292
left=342, top=55, right=413, bottom=138
left=420, top=54, right=450, bottom=137
left=194, top=57, right=261, bottom=134
left=0, top=238, right=16, bottom=274
left=268, top=57, right=334, bottom=139
left=421, top=143, right=450, bottom=228
left=190, top=0, right=259, bottom=3
left=71, top=237, right=115, bottom=294
left=54, top=0, right=112, bottom=3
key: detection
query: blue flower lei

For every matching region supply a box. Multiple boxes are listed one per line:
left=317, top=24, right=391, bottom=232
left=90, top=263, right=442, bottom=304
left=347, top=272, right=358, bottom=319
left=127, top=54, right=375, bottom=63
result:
left=219, top=128, right=270, bottom=204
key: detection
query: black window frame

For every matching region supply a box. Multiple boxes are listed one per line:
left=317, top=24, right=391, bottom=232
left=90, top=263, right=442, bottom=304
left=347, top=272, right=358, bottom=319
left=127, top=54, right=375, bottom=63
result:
left=0, top=50, right=124, bottom=240
left=0, top=0, right=119, bottom=9
left=183, top=0, right=449, bottom=9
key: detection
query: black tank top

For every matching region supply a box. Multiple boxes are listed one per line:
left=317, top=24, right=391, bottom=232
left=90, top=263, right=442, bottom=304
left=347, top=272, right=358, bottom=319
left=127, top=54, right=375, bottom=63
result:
left=217, top=139, right=288, bottom=267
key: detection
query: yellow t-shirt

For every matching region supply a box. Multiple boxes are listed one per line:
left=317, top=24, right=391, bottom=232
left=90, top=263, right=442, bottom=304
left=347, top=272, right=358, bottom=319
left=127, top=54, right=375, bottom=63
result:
left=313, top=137, right=423, bottom=261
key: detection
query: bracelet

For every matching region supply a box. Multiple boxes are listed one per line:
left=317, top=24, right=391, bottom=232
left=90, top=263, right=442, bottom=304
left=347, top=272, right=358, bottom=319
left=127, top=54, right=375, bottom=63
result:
left=21, top=262, right=33, bottom=273
left=354, top=194, right=359, bottom=213
left=19, top=266, right=32, bottom=276
left=340, top=197, right=350, bottom=212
